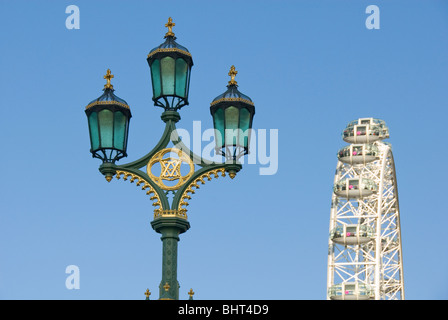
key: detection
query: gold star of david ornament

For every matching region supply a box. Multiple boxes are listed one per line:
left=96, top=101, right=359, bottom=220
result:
left=147, top=148, right=194, bottom=191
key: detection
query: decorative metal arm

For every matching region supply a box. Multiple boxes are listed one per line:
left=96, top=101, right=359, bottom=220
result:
left=98, top=110, right=242, bottom=219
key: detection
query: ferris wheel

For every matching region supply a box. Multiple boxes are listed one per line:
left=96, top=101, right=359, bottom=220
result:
left=326, top=118, right=405, bottom=300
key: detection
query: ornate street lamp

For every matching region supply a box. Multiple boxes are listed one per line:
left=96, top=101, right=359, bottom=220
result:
left=85, top=69, right=132, bottom=169
left=210, top=65, right=255, bottom=163
left=84, top=18, right=255, bottom=300
left=147, top=17, right=193, bottom=111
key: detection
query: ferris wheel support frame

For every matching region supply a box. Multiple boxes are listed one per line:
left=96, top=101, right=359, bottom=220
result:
left=326, top=120, right=404, bottom=300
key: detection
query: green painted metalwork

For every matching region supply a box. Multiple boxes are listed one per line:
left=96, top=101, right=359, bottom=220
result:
left=151, top=217, right=190, bottom=300
left=87, top=20, right=253, bottom=300
left=95, top=109, right=242, bottom=300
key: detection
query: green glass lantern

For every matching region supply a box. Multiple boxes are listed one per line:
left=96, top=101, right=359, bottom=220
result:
left=85, top=69, right=132, bottom=164
left=210, top=66, right=255, bottom=161
left=147, top=17, right=194, bottom=111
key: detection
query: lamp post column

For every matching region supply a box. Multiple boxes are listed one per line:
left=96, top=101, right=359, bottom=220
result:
left=151, top=216, right=190, bottom=300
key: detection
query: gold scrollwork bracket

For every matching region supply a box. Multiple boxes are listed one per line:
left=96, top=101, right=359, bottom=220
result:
left=177, top=168, right=226, bottom=212
left=115, top=170, right=162, bottom=211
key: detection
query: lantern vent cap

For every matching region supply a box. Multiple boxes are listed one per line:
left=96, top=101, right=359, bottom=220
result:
left=85, top=69, right=130, bottom=110
left=147, top=17, right=192, bottom=61
left=210, top=66, right=254, bottom=107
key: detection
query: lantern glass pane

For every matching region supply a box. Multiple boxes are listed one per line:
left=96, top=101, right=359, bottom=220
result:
left=98, top=109, right=114, bottom=148
left=225, top=106, right=239, bottom=146
left=239, top=108, right=251, bottom=147
left=124, top=115, right=129, bottom=150
left=175, top=58, right=188, bottom=97
left=185, top=64, right=191, bottom=98
left=151, top=59, right=161, bottom=98
left=161, top=56, right=175, bottom=95
left=88, top=111, right=100, bottom=150
left=113, top=111, right=126, bottom=151
left=213, top=108, right=225, bottom=148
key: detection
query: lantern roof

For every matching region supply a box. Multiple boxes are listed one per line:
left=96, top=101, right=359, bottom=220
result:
left=210, top=66, right=254, bottom=107
left=147, top=17, right=192, bottom=62
left=85, top=69, right=130, bottom=111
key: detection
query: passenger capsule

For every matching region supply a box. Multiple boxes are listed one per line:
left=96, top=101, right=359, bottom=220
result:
left=342, top=118, right=389, bottom=144
left=333, top=178, right=378, bottom=199
left=330, top=224, right=374, bottom=245
left=328, top=282, right=374, bottom=300
left=337, top=143, right=379, bottom=165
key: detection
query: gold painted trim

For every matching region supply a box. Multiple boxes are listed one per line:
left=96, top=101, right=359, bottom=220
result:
left=164, top=17, right=175, bottom=38
left=177, top=168, right=226, bottom=212
left=115, top=170, right=162, bottom=210
left=210, top=97, right=254, bottom=107
left=85, top=100, right=130, bottom=110
left=103, top=69, right=114, bottom=90
left=147, top=148, right=195, bottom=191
left=147, top=48, right=192, bottom=60
left=154, top=209, right=188, bottom=220
left=228, top=65, right=238, bottom=86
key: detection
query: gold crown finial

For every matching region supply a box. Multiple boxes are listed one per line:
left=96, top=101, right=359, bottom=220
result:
left=103, top=69, right=114, bottom=90
left=144, top=289, right=151, bottom=299
left=188, top=288, right=195, bottom=297
left=164, top=17, right=175, bottom=38
left=228, top=65, right=238, bottom=86
left=163, top=282, right=171, bottom=291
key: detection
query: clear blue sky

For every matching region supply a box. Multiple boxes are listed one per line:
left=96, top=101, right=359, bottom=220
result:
left=0, top=0, right=447, bottom=300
